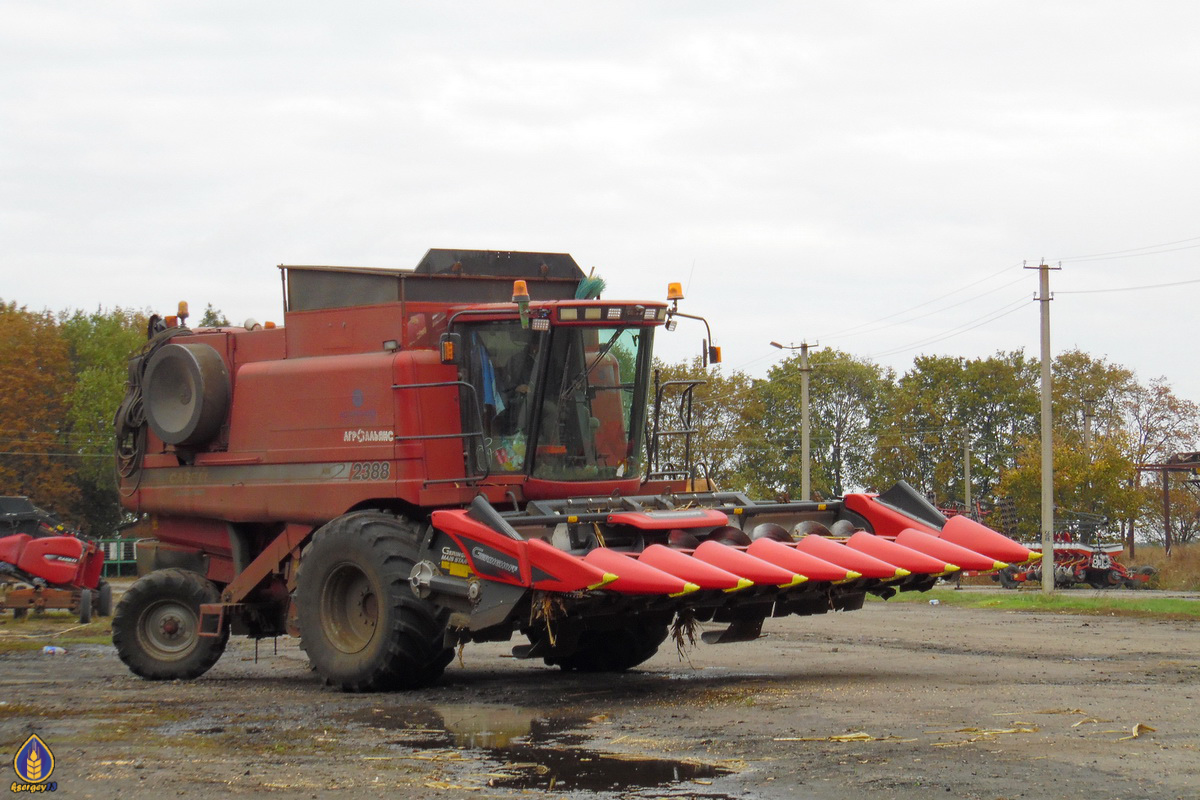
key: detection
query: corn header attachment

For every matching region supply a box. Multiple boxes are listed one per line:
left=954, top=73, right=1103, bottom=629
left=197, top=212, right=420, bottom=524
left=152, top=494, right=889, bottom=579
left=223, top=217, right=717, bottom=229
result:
left=420, top=481, right=1038, bottom=660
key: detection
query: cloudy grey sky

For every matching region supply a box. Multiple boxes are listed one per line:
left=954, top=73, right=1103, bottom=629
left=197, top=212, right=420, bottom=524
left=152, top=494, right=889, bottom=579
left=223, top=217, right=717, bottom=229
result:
left=4, top=2, right=1199, bottom=397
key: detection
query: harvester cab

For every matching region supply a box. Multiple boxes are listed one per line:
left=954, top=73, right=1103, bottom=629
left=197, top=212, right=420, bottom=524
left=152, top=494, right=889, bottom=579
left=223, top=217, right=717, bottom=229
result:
left=111, top=249, right=1039, bottom=691
left=444, top=295, right=656, bottom=489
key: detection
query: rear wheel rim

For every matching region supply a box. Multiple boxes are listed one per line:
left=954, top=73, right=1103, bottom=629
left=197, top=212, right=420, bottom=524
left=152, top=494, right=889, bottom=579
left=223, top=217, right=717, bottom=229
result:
left=320, top=563, right=378, bottom=654
left=138, top=599, right=199, bottom=660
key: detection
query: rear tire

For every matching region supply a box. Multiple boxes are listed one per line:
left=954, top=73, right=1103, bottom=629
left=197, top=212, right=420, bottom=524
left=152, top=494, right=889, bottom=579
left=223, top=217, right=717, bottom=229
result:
left=296, top=511, right=451, bottom=692
left=545, top=620, right=670, bottom=672
left=997, top=567, right=1020, bottom=589
left=113, top=568, right=228, bottom=680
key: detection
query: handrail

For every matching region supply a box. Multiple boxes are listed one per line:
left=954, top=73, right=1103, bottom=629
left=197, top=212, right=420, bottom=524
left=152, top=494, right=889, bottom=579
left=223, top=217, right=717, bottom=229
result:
left=392, top=380, right=491, bottom=485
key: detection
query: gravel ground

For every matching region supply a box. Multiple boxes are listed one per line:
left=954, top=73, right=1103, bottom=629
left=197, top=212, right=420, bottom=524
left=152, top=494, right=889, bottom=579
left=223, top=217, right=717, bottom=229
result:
left=1, top=597, right=1196, bottom=800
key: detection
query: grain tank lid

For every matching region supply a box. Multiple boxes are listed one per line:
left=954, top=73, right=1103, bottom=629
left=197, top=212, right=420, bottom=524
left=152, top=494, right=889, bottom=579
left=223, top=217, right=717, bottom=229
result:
left=415, top=249, right=585, bottom=281
left=279, top=251, right=586, bottom=312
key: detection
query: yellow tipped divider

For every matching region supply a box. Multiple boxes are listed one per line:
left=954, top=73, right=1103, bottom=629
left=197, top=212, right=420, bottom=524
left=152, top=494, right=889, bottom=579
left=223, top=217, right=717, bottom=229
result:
left=746, top=538, right=855, bottom=582
left=583, top=548, right=692, bottom=595
left=638, top=543, right=751, bottom=591
left=846, top=530, right=957, bottom=576
left=895, top=528, right=1007, bottom=572
left=692, top=540, right=804, bottom=586
left=586, top=572, right=620, bottom=591
left=796, top=534, right=906, bottom=580
left=940, top=515, right=1035, bottom=563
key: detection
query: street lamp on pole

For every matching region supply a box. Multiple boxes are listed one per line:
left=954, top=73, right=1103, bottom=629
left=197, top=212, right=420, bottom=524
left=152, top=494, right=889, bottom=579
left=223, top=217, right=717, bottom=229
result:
left=770, top=340, right=818, bottom=501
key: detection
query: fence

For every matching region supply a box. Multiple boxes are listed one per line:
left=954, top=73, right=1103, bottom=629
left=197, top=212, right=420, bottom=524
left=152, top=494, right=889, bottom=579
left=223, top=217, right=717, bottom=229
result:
left=96, top=538, right=138, bottom=577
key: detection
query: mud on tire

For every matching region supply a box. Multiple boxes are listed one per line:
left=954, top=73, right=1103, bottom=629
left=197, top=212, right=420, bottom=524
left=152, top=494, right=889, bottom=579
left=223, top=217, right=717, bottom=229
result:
left=113, top=568, right=228, bottom=680
left=296, top=511, right=452, bottom=692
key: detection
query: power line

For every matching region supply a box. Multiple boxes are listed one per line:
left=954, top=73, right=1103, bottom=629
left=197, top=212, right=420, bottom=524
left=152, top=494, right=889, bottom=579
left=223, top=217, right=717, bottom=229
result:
left=1053, top=234, right=1200, bottom=262
left=824, top=274, right=1028, bottom=343
left=1055, top=242, right=1200, bottom=265
left=1057, top=276, right=1200, bottom=295
left=814, top=262, right=1022, bottom=341
left=729, top=260, right=1025, bottom=375
left=867, top=295, right=1032, bottom=359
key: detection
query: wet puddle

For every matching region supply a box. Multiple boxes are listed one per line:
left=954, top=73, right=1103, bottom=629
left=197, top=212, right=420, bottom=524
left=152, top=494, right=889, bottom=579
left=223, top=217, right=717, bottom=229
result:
left=352, top=703, right=735, bottom=796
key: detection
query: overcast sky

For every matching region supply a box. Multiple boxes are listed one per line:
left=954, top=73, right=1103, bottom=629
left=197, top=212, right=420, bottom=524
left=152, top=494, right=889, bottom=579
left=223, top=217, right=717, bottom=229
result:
left=4, top=2, right=1199, bottom=399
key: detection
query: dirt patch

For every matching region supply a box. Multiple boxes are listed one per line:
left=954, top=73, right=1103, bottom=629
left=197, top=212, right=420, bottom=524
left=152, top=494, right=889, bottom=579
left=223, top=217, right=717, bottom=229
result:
left=0, top=600, right=1196, bottom=799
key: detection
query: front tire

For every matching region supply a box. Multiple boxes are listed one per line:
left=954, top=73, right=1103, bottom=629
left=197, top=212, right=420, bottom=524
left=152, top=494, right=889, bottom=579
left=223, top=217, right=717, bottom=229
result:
left=997, top=567, right=1020, bottom=589
left=78, top=588, right=92, bottom=624
left=296, top=512, right=451, bottom=692
left=112, top=568, right=228, bottom=680
left=96, top=580, right=113, bottom=617
left=545, top=619, right=670, bottom=672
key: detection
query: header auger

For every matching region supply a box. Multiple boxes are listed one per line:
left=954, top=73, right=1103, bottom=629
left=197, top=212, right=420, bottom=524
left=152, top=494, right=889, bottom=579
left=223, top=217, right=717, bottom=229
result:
left=111, top=249, right=1038, bottom=690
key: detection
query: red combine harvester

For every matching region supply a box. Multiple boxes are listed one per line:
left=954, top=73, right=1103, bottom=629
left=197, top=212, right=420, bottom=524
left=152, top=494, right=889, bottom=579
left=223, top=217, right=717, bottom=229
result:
left=0, top=498, right=108, bottom=622
left=112, top=250, right=1039, bottom=690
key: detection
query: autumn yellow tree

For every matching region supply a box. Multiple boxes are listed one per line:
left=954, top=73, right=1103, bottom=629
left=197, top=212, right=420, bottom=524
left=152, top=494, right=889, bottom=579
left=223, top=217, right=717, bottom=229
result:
left=0, top=301, right=79, bottom=518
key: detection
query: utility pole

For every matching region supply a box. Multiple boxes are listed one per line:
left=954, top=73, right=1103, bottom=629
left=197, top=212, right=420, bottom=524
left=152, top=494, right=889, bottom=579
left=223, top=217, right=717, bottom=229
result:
left=1082, top=400, right=1094, bottom=451
left=963, top=431, right=972, bottom=518
left=800, top=341, right=813, bottom=501
left=1026, top=261, right=1060, bottom=593
left=770, top=340, right=819, bottom=500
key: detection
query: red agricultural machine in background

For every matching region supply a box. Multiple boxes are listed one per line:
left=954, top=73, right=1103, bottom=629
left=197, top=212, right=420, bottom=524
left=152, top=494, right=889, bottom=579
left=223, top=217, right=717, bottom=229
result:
left=991, top=511, right=1156, bottom=590
left=0, top=497, right=110, bottom=622
left=111, top=249, right=1039, bottom=690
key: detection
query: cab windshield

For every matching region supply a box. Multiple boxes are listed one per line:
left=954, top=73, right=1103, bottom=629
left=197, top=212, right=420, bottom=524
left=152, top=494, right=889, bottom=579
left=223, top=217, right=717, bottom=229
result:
left=461, top=321, right=652, bottom=480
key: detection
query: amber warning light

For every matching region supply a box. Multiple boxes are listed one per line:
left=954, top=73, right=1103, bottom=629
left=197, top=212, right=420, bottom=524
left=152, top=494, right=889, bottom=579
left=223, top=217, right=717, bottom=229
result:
left=513, top=280, right=531, bottom=329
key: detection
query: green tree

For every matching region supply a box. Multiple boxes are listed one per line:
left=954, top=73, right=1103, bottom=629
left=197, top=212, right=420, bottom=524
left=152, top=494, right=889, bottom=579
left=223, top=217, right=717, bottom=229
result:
left=1052, top=349, right=1135, bottom=444
left=649, top=358, right=756, bottom=489
left=59, top=307, right=148, bottom=534
left=998, top=434, right=1140, bottom=541
left=740, top=349, right=892, bottom=498
left=991, top=352, right=1198, bottom=545
left=199, top=304, right=230, bottom=327
left=869, top=351, right=1037, bottom=507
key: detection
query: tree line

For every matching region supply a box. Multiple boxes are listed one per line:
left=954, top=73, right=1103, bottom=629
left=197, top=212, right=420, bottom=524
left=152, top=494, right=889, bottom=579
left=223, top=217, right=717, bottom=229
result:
left=654, top=348, right=1200, bottom=547
left=2, top=298, right=1196, bottom=546
left=0, top=301, right=227, bottom=535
